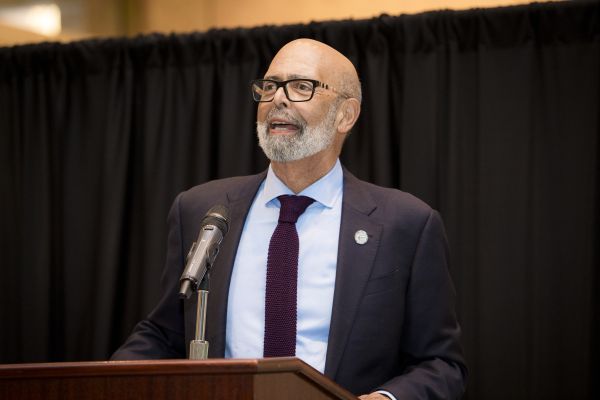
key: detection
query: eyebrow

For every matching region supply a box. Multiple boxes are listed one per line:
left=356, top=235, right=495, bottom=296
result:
left=263, top=74, right=313, bottom=81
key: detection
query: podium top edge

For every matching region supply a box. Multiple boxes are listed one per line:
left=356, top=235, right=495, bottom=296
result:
left=0, top=357, right=314, bottom=379
left=0, top=358, right=265, bottom=377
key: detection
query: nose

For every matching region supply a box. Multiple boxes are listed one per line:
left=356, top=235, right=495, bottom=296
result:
left=272, top=86, right=289, bottom=108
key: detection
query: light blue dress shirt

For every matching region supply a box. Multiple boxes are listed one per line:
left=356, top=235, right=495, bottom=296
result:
left=225, top=160, right=343, bottom=373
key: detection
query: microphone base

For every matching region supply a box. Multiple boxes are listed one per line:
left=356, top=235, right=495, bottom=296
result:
left=189, top=340, right=209, bottom=360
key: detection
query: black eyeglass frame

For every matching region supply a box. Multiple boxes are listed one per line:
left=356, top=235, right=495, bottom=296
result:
left=250, top=78, right=348, bottom=102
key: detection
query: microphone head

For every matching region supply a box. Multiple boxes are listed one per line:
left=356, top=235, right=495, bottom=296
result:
left=202, top=204, right=229, bottom=234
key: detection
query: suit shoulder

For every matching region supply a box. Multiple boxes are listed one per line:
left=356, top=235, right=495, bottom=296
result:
left=351, top=177, right=434, bottom=217
left=184, top=174, right=262, bottom=197
left=174, top=172, right=265, bottom=214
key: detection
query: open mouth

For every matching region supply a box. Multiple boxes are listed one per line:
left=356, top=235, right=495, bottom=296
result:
left=268, top=119, right=300, bottom=134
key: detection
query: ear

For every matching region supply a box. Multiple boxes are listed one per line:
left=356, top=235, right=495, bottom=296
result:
left=336, top=98, right=361, bottom=134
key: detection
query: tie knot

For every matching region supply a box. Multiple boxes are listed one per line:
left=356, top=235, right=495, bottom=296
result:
left=277, top=195, right=315, bottom=223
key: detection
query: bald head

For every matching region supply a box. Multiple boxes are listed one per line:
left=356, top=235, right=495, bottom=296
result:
left=266, top=39, right=362, bottom=102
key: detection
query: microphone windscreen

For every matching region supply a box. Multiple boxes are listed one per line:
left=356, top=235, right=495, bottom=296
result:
left=202, top=204, right=229, bottom=234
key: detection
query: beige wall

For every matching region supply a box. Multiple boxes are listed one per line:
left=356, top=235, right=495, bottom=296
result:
left=0, top=23, right=47, bottom=46
left=1, top=0, right=558, bottom=46
left=137, top=0, right=213, bottom=34
left=139, top=0, right=558, bottom=33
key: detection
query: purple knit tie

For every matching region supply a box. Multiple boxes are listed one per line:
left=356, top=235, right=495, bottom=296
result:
left=263, top=194, right=315, bottom=357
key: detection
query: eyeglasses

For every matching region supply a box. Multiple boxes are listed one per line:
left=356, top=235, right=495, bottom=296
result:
left=251, top=78, right=347, bottom=102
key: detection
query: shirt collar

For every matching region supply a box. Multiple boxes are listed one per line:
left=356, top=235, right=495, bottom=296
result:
left=260, top=159, right=343, bottom=209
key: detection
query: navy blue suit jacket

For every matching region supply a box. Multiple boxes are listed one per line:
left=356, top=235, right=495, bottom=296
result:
left=112, top=168, right=467, bottom=399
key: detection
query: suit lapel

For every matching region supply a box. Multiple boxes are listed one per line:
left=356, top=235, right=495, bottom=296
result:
left=324, top=169, right=382, bottom=379
left=204, top=172, right=267, bottom=357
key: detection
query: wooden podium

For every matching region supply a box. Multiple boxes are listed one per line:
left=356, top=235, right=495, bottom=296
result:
left=0, top=357, right=357, bottom=400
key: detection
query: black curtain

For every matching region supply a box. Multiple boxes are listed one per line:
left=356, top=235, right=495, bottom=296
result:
left=1, top=1, right=598, bottom=399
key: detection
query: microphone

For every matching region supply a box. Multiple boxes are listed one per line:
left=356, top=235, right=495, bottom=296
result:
left=179, top=205, right=230, bottom=299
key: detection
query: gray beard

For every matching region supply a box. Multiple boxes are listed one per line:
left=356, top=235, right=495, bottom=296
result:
left=256, top=102, right=339, bottom=162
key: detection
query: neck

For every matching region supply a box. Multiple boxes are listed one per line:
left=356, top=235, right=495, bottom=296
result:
left=271, top=152, right=337, bottom=194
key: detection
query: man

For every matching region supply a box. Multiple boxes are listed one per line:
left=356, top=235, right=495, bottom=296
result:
left=112, top=38, right=467, bottom=399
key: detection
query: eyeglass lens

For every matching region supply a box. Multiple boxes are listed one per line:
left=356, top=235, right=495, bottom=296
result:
left=253, top=80, right=315, bottom=102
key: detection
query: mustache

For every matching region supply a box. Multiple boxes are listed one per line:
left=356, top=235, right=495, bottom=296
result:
left=265, top=108, right=306, bottom=128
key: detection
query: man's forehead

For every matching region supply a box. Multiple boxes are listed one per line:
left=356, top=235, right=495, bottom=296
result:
left=263, top=73, right=314, bottom=81
left=263, top=51, right=326, bottom=80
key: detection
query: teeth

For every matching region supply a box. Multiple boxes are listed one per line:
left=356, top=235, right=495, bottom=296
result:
left=270, top=122, right=295, bottom=129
